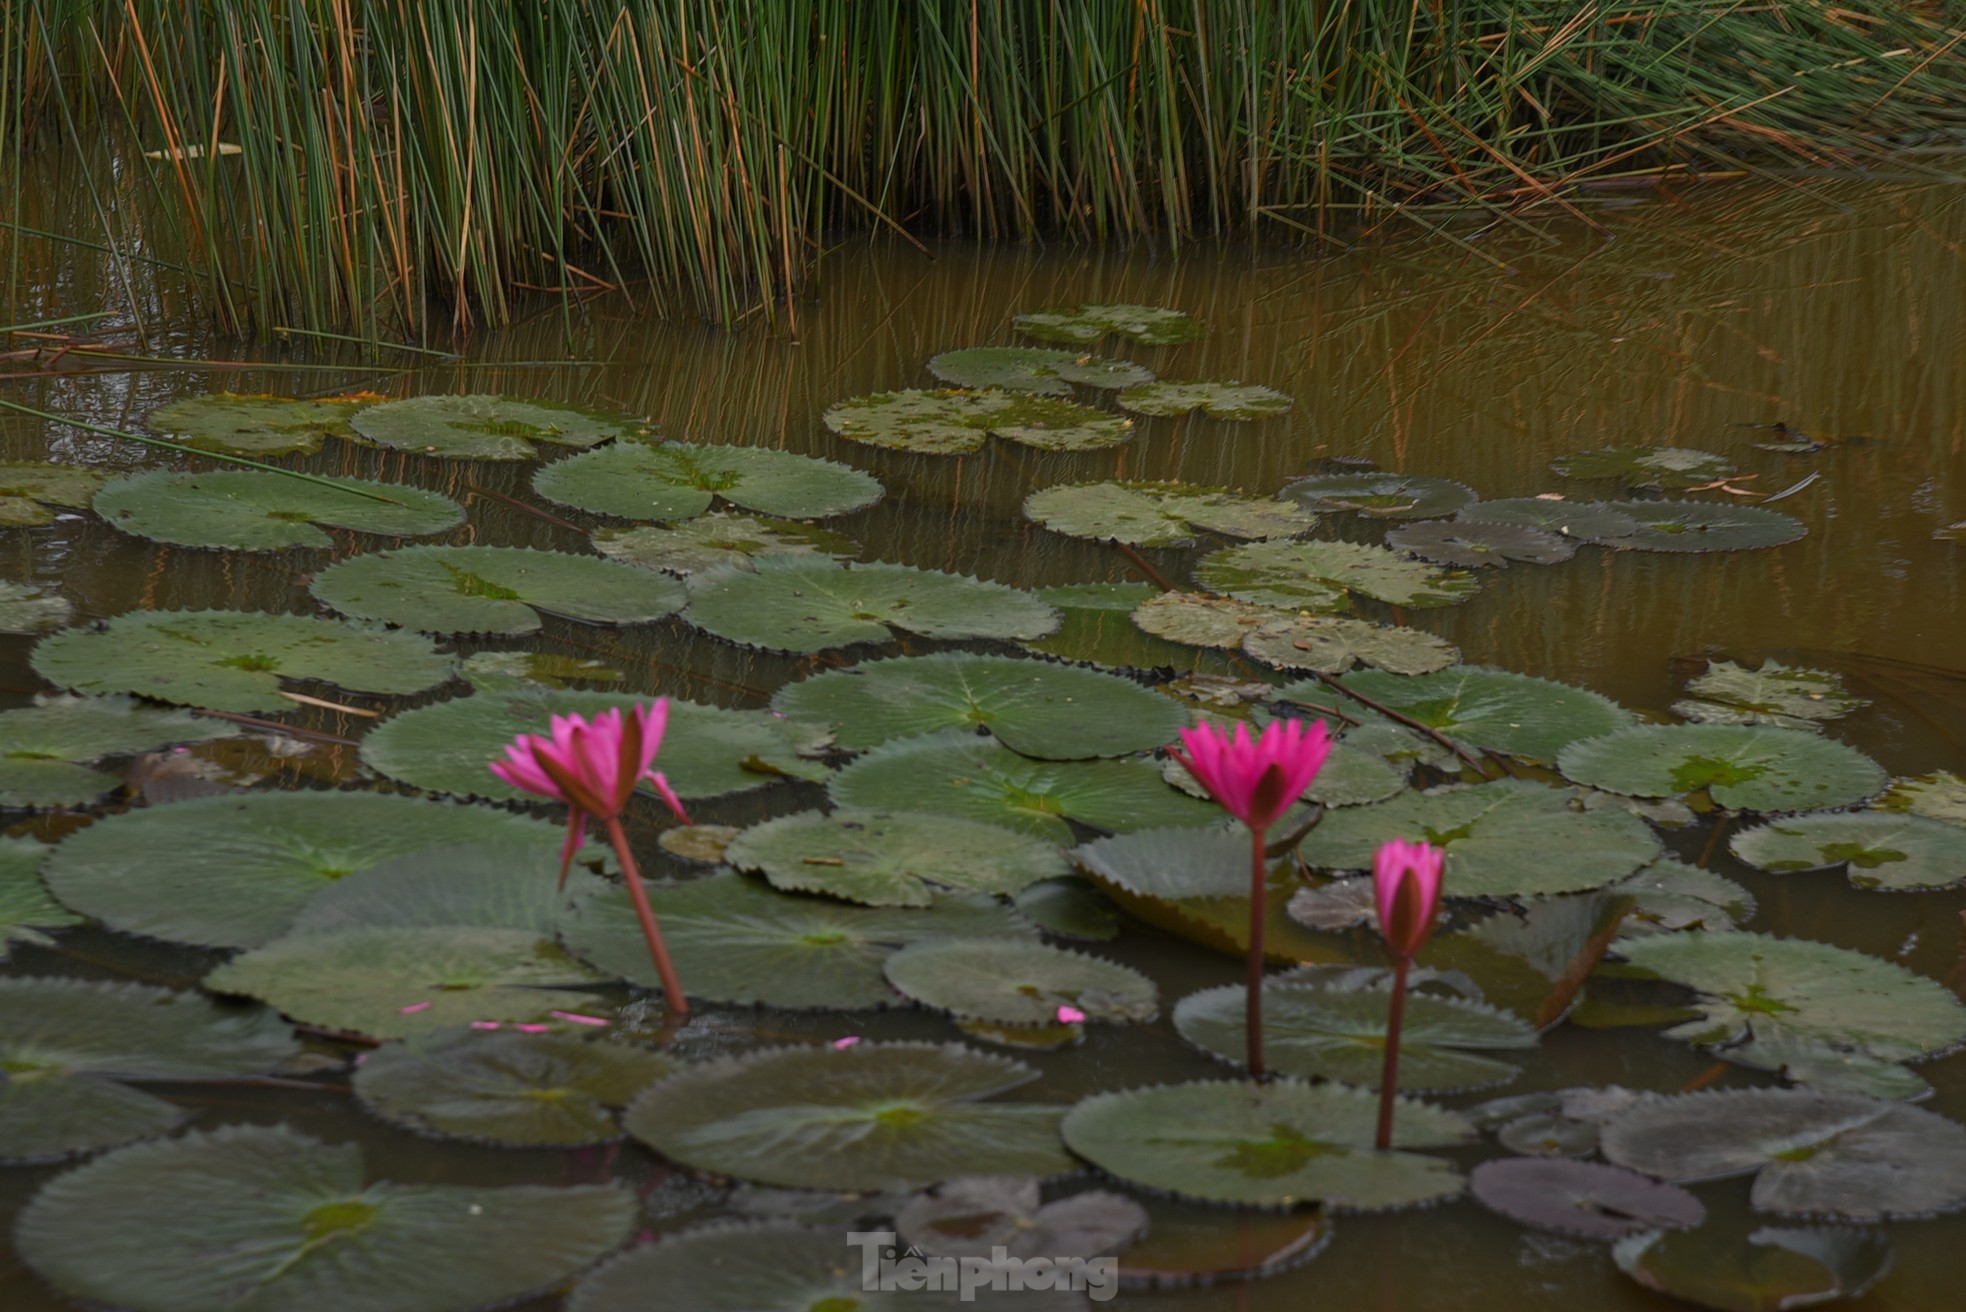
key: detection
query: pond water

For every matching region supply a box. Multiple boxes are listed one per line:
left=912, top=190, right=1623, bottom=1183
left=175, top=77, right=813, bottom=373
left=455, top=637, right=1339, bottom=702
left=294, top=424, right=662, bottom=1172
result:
left=2, top=165, right=1964, bottom=1311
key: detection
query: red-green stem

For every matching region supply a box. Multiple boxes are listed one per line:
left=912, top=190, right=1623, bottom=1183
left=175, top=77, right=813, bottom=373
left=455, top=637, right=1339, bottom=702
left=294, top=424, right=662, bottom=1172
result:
left=1247, top=824, right=1268, bottom=1079
left=604, top=816, right=690, bottom=1020
left=1375, top=955, right=1411, bottom=1149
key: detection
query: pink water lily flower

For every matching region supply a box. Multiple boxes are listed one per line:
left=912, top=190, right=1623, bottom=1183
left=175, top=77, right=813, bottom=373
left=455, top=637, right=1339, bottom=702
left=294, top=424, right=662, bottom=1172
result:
left=1373, top=838, right=1446, bottom=960
left=1168, top=719, right=1333, bottom=832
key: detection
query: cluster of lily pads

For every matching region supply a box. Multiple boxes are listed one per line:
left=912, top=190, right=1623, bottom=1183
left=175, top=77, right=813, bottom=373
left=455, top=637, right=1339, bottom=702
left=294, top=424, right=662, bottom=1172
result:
left=0, top=301, right=1961, bottom=1312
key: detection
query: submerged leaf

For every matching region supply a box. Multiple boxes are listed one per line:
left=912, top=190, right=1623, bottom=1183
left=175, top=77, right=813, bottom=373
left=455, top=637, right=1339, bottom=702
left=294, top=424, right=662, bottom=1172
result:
left=0, top=581, right=73, bottom=633
left=824, top=388, right=1131, bottom=454
left=1013, top=304, right=1203, bottom=346
left=0, top=695, right=239, bottom=809
left=685, top=557, right=1059, bottom=652
left=1557, top=724, right=1887, bottom=811
left=350, top=394, right=641, bottom=459
left=1282, top=474, right=1477, bottom=519
left=1730, top=812, right=1966, bottom=891
left=94, top=469, right=463, bottom=551
left=311, top=545, right=684, bottom=636
left=593, top=514, right=858, bottom=576
left=723, top=810, right=1067, bottom=907
left=1024, top=480, right=1315, bottom=546
left=0, top=461, right=107, bottom=527
left=1196, top=539, right=1481, bottom=610
left=898, top=1177, right=1147, bottom=1260
left=1552, top=446, right=1735, bottom=489
left=146, top=392, right=368, bottom=456
left=1116, top=380, right=1292, bottom=421
left=1613, top=1223, right=1894, bottom=1312
left=534, top=440, right=881, bottom=521
left=1678, top=659, right=1866, bottom=726
left=928, top=346, right=1153, bottom=393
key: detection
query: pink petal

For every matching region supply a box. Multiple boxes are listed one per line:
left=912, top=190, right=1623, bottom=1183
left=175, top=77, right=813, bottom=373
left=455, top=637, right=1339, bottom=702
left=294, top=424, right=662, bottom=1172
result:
left=550, top=1011, right=611, bottom=1027
left=397, top=1001, right=433, bottom=1014
left=1055, top=1005, right=1087, bottom=1024
left=831, top=1036, right=862, bottom=1050
left=514, top=1023, right=551, bottom=1033
left=470, top=1021, right=503, bottom=1031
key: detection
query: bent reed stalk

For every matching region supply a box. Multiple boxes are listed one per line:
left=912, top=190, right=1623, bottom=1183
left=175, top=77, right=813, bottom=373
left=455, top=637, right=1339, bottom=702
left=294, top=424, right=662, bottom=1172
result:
left=7, top=1, right=1966, bottom=336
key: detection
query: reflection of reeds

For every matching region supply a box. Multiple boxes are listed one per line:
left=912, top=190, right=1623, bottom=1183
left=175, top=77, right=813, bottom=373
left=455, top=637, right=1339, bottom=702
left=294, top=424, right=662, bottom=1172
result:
left=8, top=2, right=1966, bottom=334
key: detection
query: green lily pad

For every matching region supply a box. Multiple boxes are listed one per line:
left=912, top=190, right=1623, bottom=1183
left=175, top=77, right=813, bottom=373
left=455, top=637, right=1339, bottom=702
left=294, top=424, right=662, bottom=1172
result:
left=1552, top=447, right=1736, bottom=488
left=534, top=440, right=882, bottom=521
left=773, top=652, right=1184, bottom=759
left=1128, top=592, right=1286, bottom=649
left=1336, top=665, right=1631, bottom=762
left=362, top=687, right=829, bottom=803
left=0, top=461, right=108, bottom=526
left=1456, top=496, right=1639, bottom=541
left=884, top=939, right=1157, bottom=1025
left=1722, top=1037, right=1933, bottom=1101
left=1174, top=981, right=1536, bottom=1091
left=0, top=695, right=241, bottom=809
left=1614, top=1223, right=1895, bottom=1312
left=828, top=729, right=1219, bottom=844
left=145, top=392, right=370, bottom=455
left=1012, top=877, right=1122, bottom=940
left=592, top=514, right=858, bottom=576
left=350, top=394, right=641, bottom=460
left=1426, top=890, right=1635, bottom=1026
left=458, top=650, right=622, bottom=691
left=93, top=469, right=463, bottom=551
left=625, top=1042, right=1074, bottom=1190
left=354, top=1028, right=674, bottom=1146
left=723, top=810, right=1068, bottom=907
left=15, top=1123, right=635, bottom=1312
left=1675, top=659, right=1866, bottom=731
left=1877, top=771, right=1966, bottom=828
left=560, top=871, right=1031, bottom=1008
left=1598, top=500, right=1808, bottom=552
left=1022, top=580, right=1192, bottom=667
left=1600, top=1088, right=1966, bottom=1220
left=0, top=581, right=72, bottom=633
left=928, top=346, right=1153, bottom=394
left=311, top=545, right=684, bottom=636
left=1297, top=779, right=1662, bottom=897
left=1061, top=1079, right=1472, bottom=1210
left=1024, top=480, right=1316, bottom=547
left=206, top=926, right=614, bottom=1040
left=1071, top=826, right=1250, bottom=901
left=1614, top=931, right=1966, bottom=1063
left=43, top=792, right=576, bottom=949
left=1730, top=812, right=1966, bottom=891
left=1385, top=519, right=1575, bottom=568
left=31, top=608, right=455, bottom=713
left=684, top=557, right=1060, bottom=652
left=0, top=839, right=80, bottom=960
left=0, top=978, right=298, bottom=1162
left=1196, top=539, right=1481, bottom=610
left=1132, top=593, right=1459, bottom=674
left=1013, top=304, right=1202, bottom=346
left=1281, top=474, right=1477, bottom=519
left=286, top=844, right=610, bottom=937
left=1116, top=381, right=1292, bottom=421
left=1556, top=724, right=1887, bottom=810
left=824, top=388, right=1132, bottom=454
left=1613, top=858, right=1756, bottom=936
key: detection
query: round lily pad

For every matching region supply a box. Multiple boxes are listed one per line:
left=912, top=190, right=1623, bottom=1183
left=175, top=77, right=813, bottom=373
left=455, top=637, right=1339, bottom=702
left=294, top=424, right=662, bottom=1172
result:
left=1012, top=877, right=1122, bottom=940
left=1552, top=446, right=1736, bottom=488
left=1676, top=659, right=1865, bottom=728
left=1117, top=1199, right=1332, bottom=1287
left=0, top=695, right=240, bottom=809
left=1014, top=304, right=1203, bottom=346
left=311, top=545, right=684, bottom=636
left=723, top=810, right=1068, bottom=907
left=625, top=1042, right=1074, bottom=1190
left=592, top=514, right=857, bottom=576
left=1722, top=1037, right=1933, bottom=1101
left=1196, top=539, right=1481, bottom=611
left=285, top=844, right=610, bottom=938
left=15, top=1123, right=635, bottom=1312
left=1556, top=723, right=1887, bottom=811
left=1470, top=1158, right=1703, bottom=1239
left=1336, top=665, right=1631, bottom=761
left=899, top=1176, right=1147, bottom=1260
left=1061, top=1079, right=1472, bottom=1210
left=1730, top=812, right=1966, bottom=891
left=928, top=346, right=1153, bottom=393
left=828, top=729, right=1220, bottom=844
left=1116, top=381, right=1292, bottom=421
left=1600, top=1088, right=1966, bottom=1220
left=1614, top=1224, right=1895, bottom=1312
left=1241, top=614, right=1461, bottom=675
left=93, top=469, right=463, bottom=551
left=1281, top=474, right=1477, bottom=519
left=884, top=939, right=1157, bottom=1025
left=1128, top=592, right=1287, bottom=649
left=1024, top=481, right=1315, bottom=547
left=772, top=652, right=1184, bottom=759
left=1878, top=771, right=1966, bottom=828
left=0, top=581, right=73, bottom=633
left=0, top=839, right=80, bottom=961
left=0, top=461, right=108, bottom=526
left=824, top=388, right=1132, bottom=454
left=1456, top=497, right=1639, bottom=541
left=350, top=394, right=641, bottom=459
left=1174, top=980, right=1536, bottom=1090
left=1071, top=826, right=1250, bottom=902
left=31, top=608, right=455, bottom=713
left=146, top=392, right=371, bottom=455
left=684, top=557, right=1059, bottom=652
left=534, top=440, right=881, bottom=521
left=0, top=978, right=298, bottom=1162
left=1385, top=519, right=1575, bottom=568
left=354, top=1028, right=674, bottom=1146
left=1598, top=500, right=1808, bottom=552
left=1613, top=858, right=1756, bottom=936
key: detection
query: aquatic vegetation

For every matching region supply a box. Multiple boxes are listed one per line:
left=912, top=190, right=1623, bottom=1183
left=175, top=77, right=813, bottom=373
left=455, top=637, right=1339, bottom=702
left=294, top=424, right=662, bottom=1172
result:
left=535, top=440, right=882, bottom=522
left=93, top=469, right=463, bottom=551
left=823, top=387, right=1132, bottom=454
left=143, top=393, right=372, bottom=456
left=1371, top=839, right=1448, bottom=1146
left=927, top=346, right=1154, bottom=394
left=349, top=395, right=642, bottom=460
left=312, top=545, right=685, bottom=636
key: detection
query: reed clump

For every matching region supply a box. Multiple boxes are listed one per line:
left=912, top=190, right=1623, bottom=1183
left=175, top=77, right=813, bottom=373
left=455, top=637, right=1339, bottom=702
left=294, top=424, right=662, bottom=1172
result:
left=7, top=1, right=1966, bottom=335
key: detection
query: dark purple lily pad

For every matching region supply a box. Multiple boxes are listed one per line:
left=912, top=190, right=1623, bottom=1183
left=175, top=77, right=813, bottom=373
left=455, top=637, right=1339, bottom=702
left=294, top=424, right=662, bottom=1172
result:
left=1471, top=1157, right=1704, bottom=1239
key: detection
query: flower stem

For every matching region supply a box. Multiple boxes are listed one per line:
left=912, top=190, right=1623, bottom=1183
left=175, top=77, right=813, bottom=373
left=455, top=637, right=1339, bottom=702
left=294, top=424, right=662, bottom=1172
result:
left=1247, top=824, right=1268, bottom=1079
left=604, top=816, right=690, bottom=1020
left=1375, top=955, right=1411, bottom=1150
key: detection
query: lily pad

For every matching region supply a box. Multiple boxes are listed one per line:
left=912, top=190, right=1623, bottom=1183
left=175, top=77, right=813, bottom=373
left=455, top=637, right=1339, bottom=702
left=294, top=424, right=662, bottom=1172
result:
left=723, top=810, right=1068, bottom=907
left=773, top=652, right=1184, bottom=759
left=625, top=1042, right=1074, bottom=1190
left=1551, top=447, right=1736, bottom=488
left=1334, top=666, right=1631, bottom=762
left=1385, top=519, right=1575, bottom=568
left=1024, top=481, right=1315, bottom=547
left=1196, top=539, right=1481, bottom=610
left=350, top=394, right=641, bottom=459
left=1012, top=878, right=1122, bottom=941
left=0, top=839, right=80, bottom=960
left=828, top=730, right=1220, bottom=844
left=1598, top=500, right=1808, bottom=552
left=593, top=514, right=858, bottom=576
left=31, top=608, right=454, bottom=712
left=1136, top=592, right=1461, bottom=676
left=534, top=440, right=881, bottom=521
left=0, top=978, right=298, bottom=1162
left=0, top=694, right=240, bottom=809
left=285, top=844, right=610, bottom=938
left=1061, top=1079, right=1472, bottom=1210
left=684, top=557, right=1059, bottom=652
left=1296, top=779, right=1662, bottom=897
left=0, top=461, right=108, bottom=526
left=458, top=650, right=622, bottom=691
left=1722, top=1037, right=1934, bottom=1102
left=884, top=939, right=1157, bottom=1025
left=1600, top=1088, right=1966, bottom=1219
left=928, top=347, right=1153, bottom=394
left=93, top=469, right=463, bottom=551
left=362, top=687, right=829, bottom=803
left=1556, top=724, right=1887, bottom=811
left=15, top=1124, right=635, bottom=1312
left=1471, top=1158, right=1703, bottom=1239
left=146, top=392, right=370, bottom=455
left=311, top=545, right=684, bottom=636
left=823, top=388, right=1132, bottom=454
left=354, top=1028, right=674, bottom=1146
left=1676, top=660, right=1866, bottom=729
left=898, top=1176, right=1147, bottom=1260
left=1614, top=1223, right=1895, bottom=1312
left=1174, top=981, right=1537, bottom=1090
left=1456, top=497, right=1639, bottom=541
left=1116, top=381, right=1292, bottom=421
left=1281, top=474, right=1477, bottom=519
left=1014, top=304, right=1202, bottom=346
left=1613, top=858, right=1756, bottom=936
left=1071, top=826, right=1249, bottom=902
left=0, top=581, right=72, bottom=633
left=1730, top=812, right=1966, bottom=891
left=1877, top=771, right=1966, bottom=828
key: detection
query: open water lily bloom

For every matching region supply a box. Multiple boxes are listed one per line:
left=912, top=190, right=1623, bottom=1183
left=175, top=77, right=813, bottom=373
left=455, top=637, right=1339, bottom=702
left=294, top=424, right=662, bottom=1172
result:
left=1169, top=718, right=1333, bottom=831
